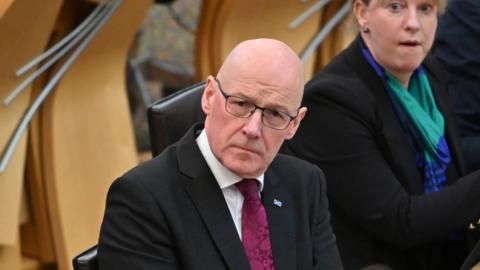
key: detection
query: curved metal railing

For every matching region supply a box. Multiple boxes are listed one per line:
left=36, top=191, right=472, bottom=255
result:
left=0, top=0, right=123, bottom=173
left=0, top=0, right=352, bottom=173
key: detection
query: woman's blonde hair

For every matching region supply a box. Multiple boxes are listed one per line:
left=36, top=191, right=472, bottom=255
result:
left=358, top=0, right=446, bottom=13
left=345, top=0, right=446, bottom=34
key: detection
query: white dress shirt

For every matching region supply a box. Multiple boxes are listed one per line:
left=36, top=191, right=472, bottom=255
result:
left=196, top=129, right=264, bottom=240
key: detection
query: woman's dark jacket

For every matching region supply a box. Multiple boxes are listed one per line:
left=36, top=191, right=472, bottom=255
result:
left=283, top=37, right=480, bottom=270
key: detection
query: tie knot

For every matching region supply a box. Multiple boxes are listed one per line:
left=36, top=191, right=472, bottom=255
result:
left=236, top=179, right=260, bottom=202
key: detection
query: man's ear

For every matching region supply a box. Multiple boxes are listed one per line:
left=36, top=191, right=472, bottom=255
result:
left=285, top=107, right=307, bottom=140
left=201, top=76, right=216, bottom=116
left=353, top=0, right=369, bottom=30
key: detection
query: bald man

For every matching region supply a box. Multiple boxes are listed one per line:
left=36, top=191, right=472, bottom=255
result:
left=97, top=39, right=342, bottom=270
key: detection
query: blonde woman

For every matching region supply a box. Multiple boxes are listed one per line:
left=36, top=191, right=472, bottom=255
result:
left=285, top=0, right=480, bottom=269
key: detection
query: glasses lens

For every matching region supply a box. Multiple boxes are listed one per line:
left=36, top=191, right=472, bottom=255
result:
left=263, top=109, right=290, bottom=129
left=225, top=96, right=254, bottom=117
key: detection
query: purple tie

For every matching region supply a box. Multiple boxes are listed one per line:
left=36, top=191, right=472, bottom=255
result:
left=236, top=179, right=275, bottom=270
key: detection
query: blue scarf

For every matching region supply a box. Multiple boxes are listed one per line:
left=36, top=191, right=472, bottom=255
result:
left=360, top=42, right=452, bottom=193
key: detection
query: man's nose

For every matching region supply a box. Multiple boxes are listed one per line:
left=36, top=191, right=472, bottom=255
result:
left=242, top=109, right=262, bottom=138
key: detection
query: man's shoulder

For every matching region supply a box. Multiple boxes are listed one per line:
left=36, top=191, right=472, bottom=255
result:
left=268, top=154, right=326, bottom=199
left=118, top=144, right=183, bottom=188
left=271, top=154, right=325, bottom=181
left=273, top=153, right=315, bottom=166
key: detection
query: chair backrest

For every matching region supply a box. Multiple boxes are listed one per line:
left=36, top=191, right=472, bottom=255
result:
left=147, top=81, right=205, bottom=156
left=72, top=245, right=98, bottom=270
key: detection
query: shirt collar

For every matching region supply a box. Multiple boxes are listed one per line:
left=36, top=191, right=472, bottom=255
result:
left=196, top=129, right=264, bottom=191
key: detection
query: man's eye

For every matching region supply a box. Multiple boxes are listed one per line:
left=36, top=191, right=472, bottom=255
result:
left=232, top=100, right=250, bottom=107
left=270, top=111, right=281, bottom=117
left=265, top=110, right=284, bottom=119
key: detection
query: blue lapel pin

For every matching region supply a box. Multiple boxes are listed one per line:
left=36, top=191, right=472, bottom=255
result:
left=273, top=199, right=283, bottom=207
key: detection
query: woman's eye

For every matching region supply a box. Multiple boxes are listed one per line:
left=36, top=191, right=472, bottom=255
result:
left=419, top=4, right=433, bottom=14
left=388, top=2, right=403, bottom=13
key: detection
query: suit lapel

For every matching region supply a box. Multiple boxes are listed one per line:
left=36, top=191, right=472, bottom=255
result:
left=262, top=168, right=296, bottom=270
left=177, top=125, right=250, bottom=270
left=347, top=39, right=425, bottom=193
left=185, top=175, right=251, bottom=270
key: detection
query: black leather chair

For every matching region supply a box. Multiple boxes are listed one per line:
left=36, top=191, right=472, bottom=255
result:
left=72, top=82, right=205, bottom=270
left=148, top=81, right=205, bottom=156
left=72, top=245, right=98, bottom=270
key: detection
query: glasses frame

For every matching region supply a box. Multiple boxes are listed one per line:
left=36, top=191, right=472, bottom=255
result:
left=214, top=77, right=298, bottom=130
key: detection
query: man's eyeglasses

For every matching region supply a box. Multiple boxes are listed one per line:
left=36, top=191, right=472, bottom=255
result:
left=214, top=77, right=298, bottom=130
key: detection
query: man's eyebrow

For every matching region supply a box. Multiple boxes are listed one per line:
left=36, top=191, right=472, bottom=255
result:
left=267, top=104, right=291, bottom=113
left=228, top=90, right=293, bottom=113
left=258, top=101, right=292, bottom=114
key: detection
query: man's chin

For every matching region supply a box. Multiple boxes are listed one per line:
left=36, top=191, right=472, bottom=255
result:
left=225, top=162, right=263, bottom=179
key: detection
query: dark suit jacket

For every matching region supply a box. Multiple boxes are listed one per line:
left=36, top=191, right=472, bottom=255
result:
left=98, top=124, right=343, bottom=270
left=283, top=38, right=480, bottom=270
